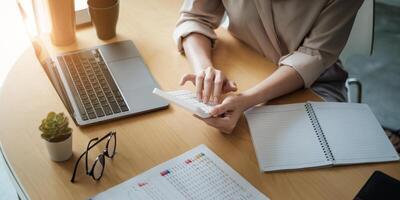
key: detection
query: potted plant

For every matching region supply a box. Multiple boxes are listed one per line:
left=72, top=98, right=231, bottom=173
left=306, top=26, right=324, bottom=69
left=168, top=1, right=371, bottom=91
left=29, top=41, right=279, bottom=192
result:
left=39, top=112, right=73, bottom=162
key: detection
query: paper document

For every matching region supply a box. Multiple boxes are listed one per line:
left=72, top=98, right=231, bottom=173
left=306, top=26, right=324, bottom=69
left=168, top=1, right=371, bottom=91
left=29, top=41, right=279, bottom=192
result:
left=90, top=145, right=269, bottom=200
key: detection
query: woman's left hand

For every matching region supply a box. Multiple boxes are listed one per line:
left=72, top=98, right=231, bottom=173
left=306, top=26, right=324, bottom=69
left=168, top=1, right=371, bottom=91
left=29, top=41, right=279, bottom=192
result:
left=195, top=94, right=250, bottom=133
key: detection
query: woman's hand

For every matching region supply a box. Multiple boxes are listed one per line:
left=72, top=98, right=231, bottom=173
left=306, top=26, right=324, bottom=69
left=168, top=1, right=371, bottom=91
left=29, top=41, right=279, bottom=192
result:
left=180, top=67, right=237, bottom=104
left=195, top=94, right=251, bottom=133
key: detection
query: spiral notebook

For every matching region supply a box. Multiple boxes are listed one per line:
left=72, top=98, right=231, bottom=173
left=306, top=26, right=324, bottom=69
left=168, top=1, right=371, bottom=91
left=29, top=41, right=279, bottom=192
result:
left=244, top=102, right=399, bottom=172
left=90, top=145, right=269, bottom=200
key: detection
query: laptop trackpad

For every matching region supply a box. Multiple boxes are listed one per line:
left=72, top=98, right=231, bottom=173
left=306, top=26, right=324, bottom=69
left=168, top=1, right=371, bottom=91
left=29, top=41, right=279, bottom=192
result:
left=107, top=58, right=162, bottom=111
left=98, top=41, right=140, bottom=62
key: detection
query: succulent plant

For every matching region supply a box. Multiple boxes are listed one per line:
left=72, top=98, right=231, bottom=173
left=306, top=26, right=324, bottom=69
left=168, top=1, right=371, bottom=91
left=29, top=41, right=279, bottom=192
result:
left=39, top=112, right=72, bottom=142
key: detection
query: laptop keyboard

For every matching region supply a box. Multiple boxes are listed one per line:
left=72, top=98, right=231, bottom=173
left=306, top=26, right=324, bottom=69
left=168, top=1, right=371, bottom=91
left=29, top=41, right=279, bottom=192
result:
left=57, top=49, right=129, bottom=121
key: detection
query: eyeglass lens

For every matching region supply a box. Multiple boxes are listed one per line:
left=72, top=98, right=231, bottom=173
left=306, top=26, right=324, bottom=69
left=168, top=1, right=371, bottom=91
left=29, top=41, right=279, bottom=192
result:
left=92, top=155, right=105, bottom=180
left=107, top=134, right=116, bottom=157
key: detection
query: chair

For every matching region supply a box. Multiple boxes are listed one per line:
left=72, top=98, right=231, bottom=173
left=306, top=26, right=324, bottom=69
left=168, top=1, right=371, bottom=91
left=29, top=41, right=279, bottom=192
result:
left=341, top=0, right=374, bottom=103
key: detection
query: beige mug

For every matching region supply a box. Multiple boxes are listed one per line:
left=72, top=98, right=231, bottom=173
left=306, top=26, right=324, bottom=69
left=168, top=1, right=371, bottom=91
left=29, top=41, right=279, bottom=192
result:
left=47, top=0, right=76, bottom=46
left=88, top=0, right=119, bottom=40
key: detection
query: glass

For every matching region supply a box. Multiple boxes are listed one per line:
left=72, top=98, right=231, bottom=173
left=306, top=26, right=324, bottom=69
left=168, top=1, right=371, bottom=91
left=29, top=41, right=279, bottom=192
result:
left=71, top=131, right=116, bottom=182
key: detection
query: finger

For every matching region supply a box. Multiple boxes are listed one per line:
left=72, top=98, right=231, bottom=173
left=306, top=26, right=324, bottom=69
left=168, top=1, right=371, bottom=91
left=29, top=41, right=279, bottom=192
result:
left=194, top=114, right=233, bottom=133
left=193, top=114, right=221, bottom=127
left=202, top=69, right=215, bottom=103
left=210, top=103, right=230, bottom=116
left=223, top=80, right=238, bottom=93
left=213, top=71, right=223, bottom=104
left=179, top=74, right=196, bottom=86
left=195, top=71, right=205, bottom=100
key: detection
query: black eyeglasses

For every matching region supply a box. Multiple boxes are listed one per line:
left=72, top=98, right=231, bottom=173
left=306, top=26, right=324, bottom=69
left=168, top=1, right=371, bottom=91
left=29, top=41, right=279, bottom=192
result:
left=71, top=131, right=117, bottom=182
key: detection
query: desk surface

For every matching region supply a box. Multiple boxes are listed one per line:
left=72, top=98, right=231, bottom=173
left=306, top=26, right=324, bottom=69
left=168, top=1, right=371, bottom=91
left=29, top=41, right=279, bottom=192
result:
left=0, top=0, right=399, bottom=199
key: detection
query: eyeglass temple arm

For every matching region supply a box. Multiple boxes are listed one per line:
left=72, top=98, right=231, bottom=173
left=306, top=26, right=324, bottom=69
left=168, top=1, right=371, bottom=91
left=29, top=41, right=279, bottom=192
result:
left=70, top=131, right=116, bottom=182
left=71, top=150, right=88, bottom=182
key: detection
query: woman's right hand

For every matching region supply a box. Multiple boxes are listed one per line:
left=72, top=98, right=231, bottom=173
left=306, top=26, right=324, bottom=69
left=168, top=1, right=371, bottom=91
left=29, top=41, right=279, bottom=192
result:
left=180, top=66, right=237, bottom=104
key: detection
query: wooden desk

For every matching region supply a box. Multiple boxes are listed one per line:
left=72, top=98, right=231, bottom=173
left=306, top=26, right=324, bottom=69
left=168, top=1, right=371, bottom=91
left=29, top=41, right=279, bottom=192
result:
left=0, top=0, right=399, bottom=199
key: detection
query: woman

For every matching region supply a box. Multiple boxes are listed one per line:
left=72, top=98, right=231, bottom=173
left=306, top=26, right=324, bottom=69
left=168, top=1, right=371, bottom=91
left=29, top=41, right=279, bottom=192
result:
left=173, top=0, right=363, bottom=133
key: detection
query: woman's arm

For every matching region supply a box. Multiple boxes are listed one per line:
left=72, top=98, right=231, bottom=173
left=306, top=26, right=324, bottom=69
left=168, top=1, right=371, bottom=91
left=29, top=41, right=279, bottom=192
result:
left=241, top=65, right=304, bottom=109
left=180, top=33, right=237, bottom=104
left=182, top=33, right=213, bottom=73
left=173, top=0, right=236, bottom=103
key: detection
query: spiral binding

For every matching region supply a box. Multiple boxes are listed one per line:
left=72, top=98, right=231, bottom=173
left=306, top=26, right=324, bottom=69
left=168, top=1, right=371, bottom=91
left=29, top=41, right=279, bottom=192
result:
left=305, top=103, right=335, bottom=162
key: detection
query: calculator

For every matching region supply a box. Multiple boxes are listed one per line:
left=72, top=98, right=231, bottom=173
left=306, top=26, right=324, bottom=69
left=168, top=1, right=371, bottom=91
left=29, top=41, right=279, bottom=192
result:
left=152, top=88, right=214, bottom=118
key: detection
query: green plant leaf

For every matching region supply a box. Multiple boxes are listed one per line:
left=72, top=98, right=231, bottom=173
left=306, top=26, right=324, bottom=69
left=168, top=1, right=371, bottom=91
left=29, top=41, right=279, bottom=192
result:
left=39, top=112, right=72, bottom=142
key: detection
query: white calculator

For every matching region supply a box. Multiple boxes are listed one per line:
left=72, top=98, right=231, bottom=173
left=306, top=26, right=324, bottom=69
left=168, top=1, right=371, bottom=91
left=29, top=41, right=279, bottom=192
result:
left=152, top=88, right=215, bottom=118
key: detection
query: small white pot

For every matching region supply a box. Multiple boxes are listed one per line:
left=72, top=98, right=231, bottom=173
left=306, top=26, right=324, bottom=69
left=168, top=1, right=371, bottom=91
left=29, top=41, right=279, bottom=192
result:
left=45, top=135, right=73, bottom=162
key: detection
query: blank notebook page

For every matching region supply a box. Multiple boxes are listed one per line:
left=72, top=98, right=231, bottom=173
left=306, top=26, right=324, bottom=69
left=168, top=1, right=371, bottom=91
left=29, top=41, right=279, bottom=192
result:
left=312, top=102, right=399, bottom=165
left=245, top=104, right=331, bottom=171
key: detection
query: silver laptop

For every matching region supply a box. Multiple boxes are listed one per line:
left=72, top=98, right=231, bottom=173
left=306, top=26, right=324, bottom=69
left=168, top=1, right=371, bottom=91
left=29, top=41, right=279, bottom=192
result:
left=35, top=40, right=168, bottom=126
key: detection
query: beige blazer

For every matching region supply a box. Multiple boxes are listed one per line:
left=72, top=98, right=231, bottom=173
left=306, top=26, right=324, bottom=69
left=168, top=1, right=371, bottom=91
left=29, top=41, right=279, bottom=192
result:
left=173, top=0, right=363, bottom=88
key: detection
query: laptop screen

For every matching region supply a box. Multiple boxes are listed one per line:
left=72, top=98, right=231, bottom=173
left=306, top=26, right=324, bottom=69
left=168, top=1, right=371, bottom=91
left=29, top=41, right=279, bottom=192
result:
left=17, top=0, right=73, bottom=114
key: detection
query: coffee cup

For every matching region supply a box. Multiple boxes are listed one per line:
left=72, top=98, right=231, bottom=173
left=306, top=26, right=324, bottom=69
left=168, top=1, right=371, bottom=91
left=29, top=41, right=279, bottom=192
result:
left=88, top=0, right=119, bottom=40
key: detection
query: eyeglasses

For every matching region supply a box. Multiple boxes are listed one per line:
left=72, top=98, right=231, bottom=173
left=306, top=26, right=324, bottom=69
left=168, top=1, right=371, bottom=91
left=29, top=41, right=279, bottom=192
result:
left=71, top=131, right=117, bottom=182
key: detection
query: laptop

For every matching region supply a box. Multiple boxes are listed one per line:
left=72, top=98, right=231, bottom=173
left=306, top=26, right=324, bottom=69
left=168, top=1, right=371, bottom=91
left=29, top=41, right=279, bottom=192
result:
left=33, top=40, right=168, bottom=126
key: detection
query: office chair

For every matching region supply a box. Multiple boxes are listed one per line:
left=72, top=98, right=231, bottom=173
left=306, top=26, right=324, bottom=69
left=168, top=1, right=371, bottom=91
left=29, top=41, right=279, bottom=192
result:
left=342, top=0, right=400, bottom=147
left=340, top=0, right=374, bottom=103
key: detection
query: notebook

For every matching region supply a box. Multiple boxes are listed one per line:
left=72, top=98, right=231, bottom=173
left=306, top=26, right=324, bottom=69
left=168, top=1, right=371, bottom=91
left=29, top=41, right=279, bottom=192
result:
left=244, top=102, right=399, bottom=172
left=90, top=145, right=269, bottom=200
